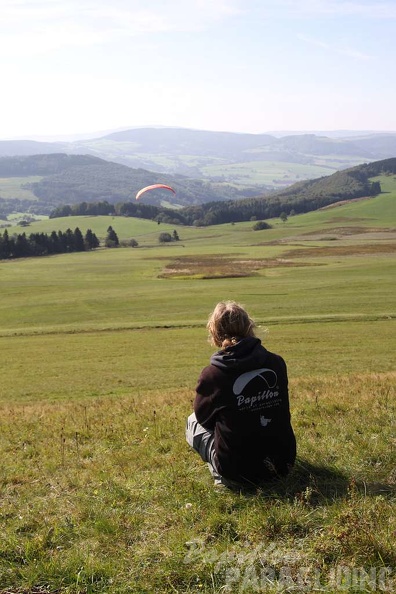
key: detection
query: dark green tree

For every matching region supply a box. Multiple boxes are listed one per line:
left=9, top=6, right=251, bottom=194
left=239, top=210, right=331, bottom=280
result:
left=159, top=232, right=172, bottom=243
left=370, top=181, right=381, bottom=195
left=74, top=227, right=85, bottom=252
left=57, top=230, right=68, bottom=253
left=253, top=221, right=272, bottom=231
left=0, top=229, right=11, bottom=259
left=65, top=228, right=76, bottom=252
left=50, top=230, right=61, bottom=253
left=85, top=229, right=100, bottom=249
left=105, top=226, right=119, bottom=247
left=29, top=232, right=49, bottom=256
left=14, top=233, right=31, bottom=257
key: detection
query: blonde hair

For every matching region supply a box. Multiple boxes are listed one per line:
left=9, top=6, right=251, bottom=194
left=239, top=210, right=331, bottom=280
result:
left=207, top=301, right=256, bottom=349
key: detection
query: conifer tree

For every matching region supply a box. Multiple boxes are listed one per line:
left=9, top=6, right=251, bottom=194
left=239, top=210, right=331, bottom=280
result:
left=14, top=233, right=30, bottom=257
left=105, top=226, right=119, bottom=247
left=74, top=227, right=85, bottom=252
left=65, top=228, right=75, bottom=252
left=0, top=229, right=11, bottom=259
left=85, top=229, right=100, bottom=249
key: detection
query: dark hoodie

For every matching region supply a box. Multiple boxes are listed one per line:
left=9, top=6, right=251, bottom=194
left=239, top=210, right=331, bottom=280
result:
left=194, top=337, right=296, bottom=484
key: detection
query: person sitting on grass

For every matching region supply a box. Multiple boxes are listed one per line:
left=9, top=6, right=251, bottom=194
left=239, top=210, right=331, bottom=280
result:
left=186, top=301, right=296, bottom=489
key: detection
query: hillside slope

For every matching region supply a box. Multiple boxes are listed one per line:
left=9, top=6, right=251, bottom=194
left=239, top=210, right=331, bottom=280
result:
left=1, top=128, right=396, bottom=185
left=173, top=158, right=396, bottom=225
left=46, top=158, right=396, bottom=228
left=0, top=154, right=266, bottom=217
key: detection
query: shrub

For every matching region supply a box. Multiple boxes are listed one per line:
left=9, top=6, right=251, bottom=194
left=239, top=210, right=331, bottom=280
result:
left=159, top=232, right=172, bottom=243
left=252, top=221, right=272, bottom=231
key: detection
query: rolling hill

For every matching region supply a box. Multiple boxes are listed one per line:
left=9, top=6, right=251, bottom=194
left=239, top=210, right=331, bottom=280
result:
left=175, top=158, right=395, bottom=226
left=47, top=157, right=396, bottom=227
left=0, top=153, right=267, bottom=218
left=1, top=128, right=396, bottom=188
left=1, top=151, right=395, bottom=227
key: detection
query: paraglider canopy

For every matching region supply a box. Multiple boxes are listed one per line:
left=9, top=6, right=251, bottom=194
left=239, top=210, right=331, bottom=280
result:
left=136, top=184, right=176, bottom=200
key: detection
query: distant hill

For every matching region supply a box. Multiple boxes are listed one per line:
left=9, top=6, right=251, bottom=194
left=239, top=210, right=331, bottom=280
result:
left=0, top=153, right=266, bottom=217
left=175, top=158, right=396, bottom=226
left=47, top=158, right=396, bottom=227
left=99, top=128, right=277, bottom=158
left=99, top=127, right=395, bottom=160
left=0, top=139, right=67, bottom=157
left=0, top=128, right=395, bottom=186
left=0, top=153, right=103, bottom=176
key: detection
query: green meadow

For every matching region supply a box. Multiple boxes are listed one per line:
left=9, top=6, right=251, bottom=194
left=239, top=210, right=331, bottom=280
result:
left=0, top=176, right=41, bottom=201
left=0, top=187, right=395, bottom=593
left=201, top=160, right=335, bottom=187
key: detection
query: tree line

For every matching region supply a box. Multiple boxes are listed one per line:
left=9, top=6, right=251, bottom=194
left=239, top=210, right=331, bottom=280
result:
left=0, top=227, right=99, bottom=260
left=49, top=200, right=186, bottom=225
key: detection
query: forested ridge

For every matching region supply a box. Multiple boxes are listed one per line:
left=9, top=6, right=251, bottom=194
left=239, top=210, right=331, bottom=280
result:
left=49, top=158, right=395, bottom=226
left=0, top=153, right=104, bottom=176
left=0, top=153, right=267, bottom=217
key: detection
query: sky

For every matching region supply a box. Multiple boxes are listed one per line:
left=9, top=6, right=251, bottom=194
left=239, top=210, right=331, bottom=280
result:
left=1, top=0, right=396, bottom=139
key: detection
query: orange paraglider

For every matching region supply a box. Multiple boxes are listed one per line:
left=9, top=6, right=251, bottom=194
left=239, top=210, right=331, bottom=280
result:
left=136, top=184, right=176, bottom=200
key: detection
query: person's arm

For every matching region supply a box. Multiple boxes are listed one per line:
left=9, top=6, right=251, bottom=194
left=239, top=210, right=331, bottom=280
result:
left=193, top=366, right=223, bottom=431
left=278, top=355, right=297, bottom=465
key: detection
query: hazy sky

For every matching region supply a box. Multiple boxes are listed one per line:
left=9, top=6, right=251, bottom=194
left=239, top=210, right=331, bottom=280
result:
left=1, top=0, right=396, bottom=138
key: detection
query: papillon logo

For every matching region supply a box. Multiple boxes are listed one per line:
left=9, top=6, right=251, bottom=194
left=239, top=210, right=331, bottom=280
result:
left=233, top=368, right=278, bottom=396
left=260, top=416, right=272, bottom=427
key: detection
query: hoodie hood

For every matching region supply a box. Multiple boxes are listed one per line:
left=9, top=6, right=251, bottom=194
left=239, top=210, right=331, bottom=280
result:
left=210, top=337, right=268, bottom=372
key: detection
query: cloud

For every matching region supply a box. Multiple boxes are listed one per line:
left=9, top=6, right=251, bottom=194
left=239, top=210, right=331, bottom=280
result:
left=298, top=33, right=372, bottom=60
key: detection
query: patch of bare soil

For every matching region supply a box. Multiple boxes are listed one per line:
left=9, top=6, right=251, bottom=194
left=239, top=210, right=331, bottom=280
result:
left=159, top=255, right=315, bottom=279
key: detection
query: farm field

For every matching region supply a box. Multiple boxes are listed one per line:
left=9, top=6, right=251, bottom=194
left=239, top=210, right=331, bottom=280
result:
left=63, top=135, right=375, bottom=183
left=201, top=160, right=335, bottom=187
left=0, top=187, right=395, bottom=593
left=0, top=176, right=42, bottom=201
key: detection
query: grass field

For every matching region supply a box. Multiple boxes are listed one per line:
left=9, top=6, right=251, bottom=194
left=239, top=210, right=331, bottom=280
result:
left=0, top=176, right=42, bottom=201
left=0, top=185, right=395, bottom=593
left=201, top=161, right=335, bottom=187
